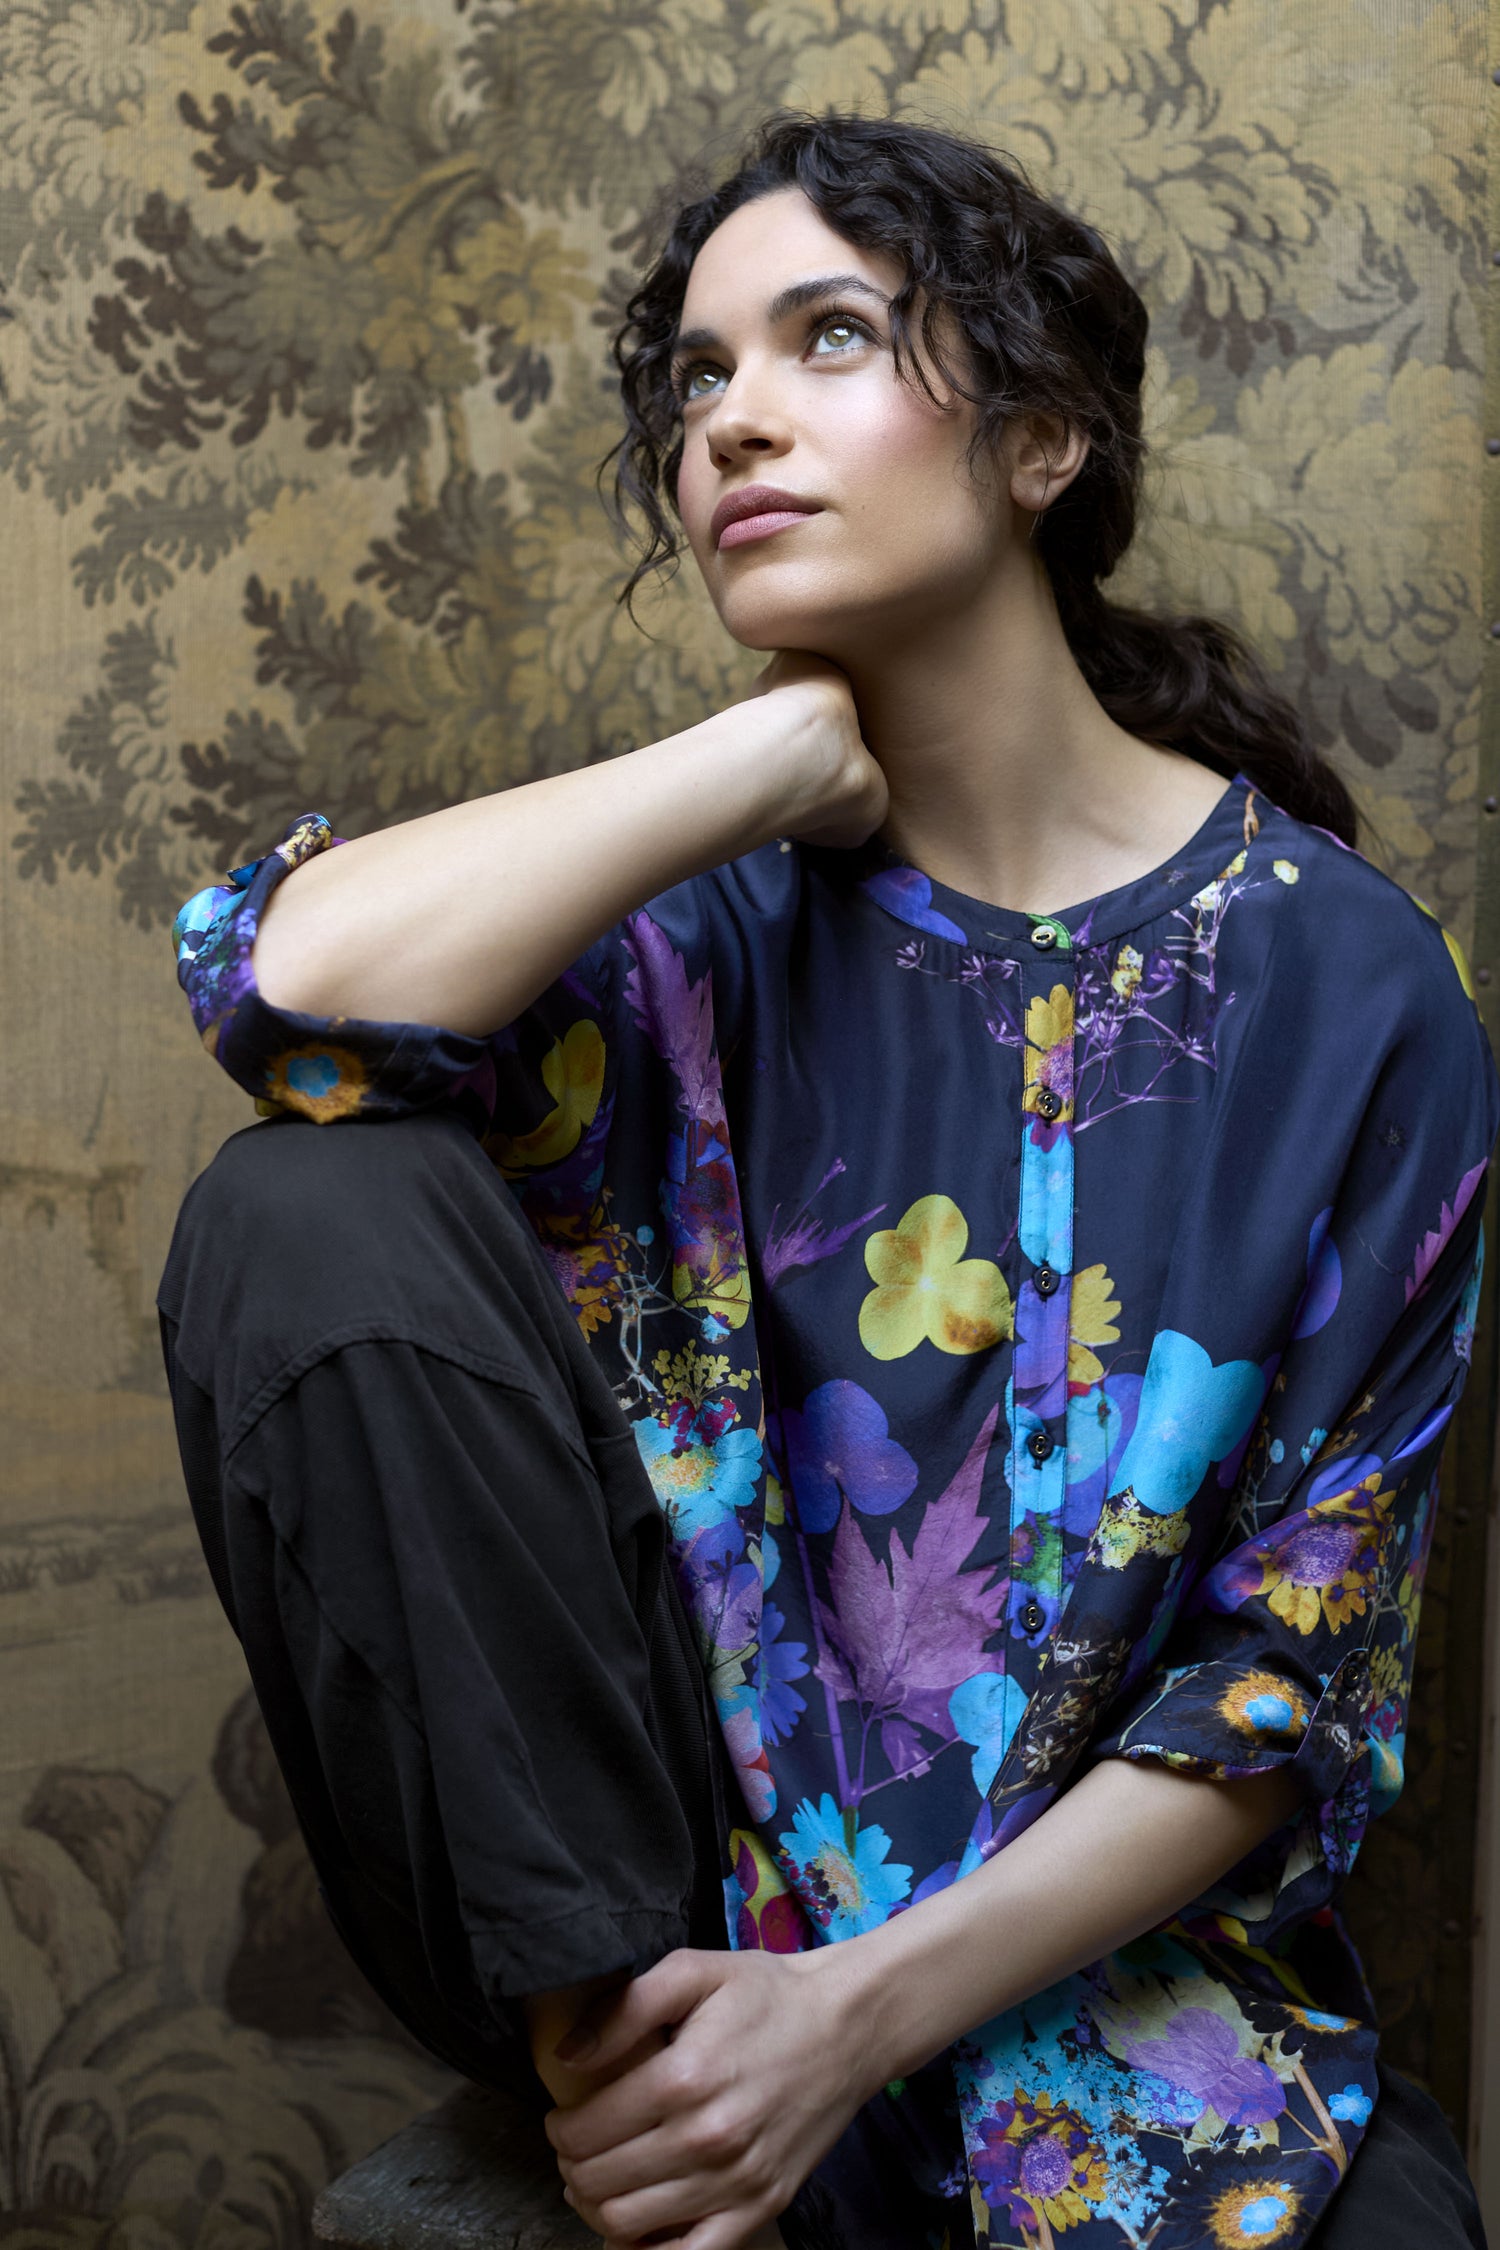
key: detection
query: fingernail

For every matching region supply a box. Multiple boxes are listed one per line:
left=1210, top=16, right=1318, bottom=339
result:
left=562, top=2186, right=577, bottom=2207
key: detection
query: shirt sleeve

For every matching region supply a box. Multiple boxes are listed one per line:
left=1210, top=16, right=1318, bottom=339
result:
left=1081, top=901, right=1500, bottom=1948
left=170, top=811, right=627, bottom=1218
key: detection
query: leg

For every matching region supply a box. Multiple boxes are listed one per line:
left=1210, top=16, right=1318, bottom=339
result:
left=159, top=1108, right=737, bottom=2105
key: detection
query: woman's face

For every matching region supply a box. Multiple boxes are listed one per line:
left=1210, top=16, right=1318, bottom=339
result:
left=671, top=186, right=1049, bottom=659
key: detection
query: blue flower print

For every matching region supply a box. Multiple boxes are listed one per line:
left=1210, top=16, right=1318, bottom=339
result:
left=1008, top=1579, right=1061, bottom=1646
left=773, top=1379, right=919, bottom=1533
left=1019, top=1125, right=1072, bottom=1270
left=1013, top=1398, right=1066, bottom=1517
left=1112, top=1331, right=1266, bottom=1514
left=858, top=865, right=968, bottom=941
left=1456, top=1234, right=1484, bottom=1361
left=753, top=1599, right=810, bottom=1746
left=1327, top=2085, right=1373, bottom=2127
left=949, top=1669, right=1029, bottom=1794
left=1064, top=1373, right=1143, bottom=1525
left=1291, top=1208, right=1342, bottom=1339
left=776, top=1793, right=913, bottom=1937
left=634, top=1414, right=762, bottom=1544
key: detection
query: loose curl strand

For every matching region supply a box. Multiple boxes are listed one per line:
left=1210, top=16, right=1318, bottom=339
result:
left=604, top=110, right=1357, bottom=845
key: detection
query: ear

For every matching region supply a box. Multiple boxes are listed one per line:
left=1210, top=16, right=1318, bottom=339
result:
left=1010, top=409, right=1090, bottom=512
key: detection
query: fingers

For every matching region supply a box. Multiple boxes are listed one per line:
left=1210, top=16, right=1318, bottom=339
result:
left=563, top=2165, right=783, bottom=2250
left=553, top=1950, right=724, bottom=2087
left=557, top=2106, right=781, bottom=2246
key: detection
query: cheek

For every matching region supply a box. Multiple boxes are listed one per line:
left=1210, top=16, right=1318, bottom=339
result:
left=674, top=446, right=715, bottom=556
left=836, top=393, right=984, bottom=551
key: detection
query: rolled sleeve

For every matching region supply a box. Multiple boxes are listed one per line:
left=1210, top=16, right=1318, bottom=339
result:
left=171, top=813, right=621, bottom=1168
left=1088, top=1151, right=1488, bottom=1943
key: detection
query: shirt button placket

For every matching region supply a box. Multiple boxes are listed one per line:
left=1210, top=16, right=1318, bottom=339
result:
left=1013, top=914, right=1075, bottom=1656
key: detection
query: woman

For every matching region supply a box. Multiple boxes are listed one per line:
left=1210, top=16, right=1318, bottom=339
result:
left=159, top=111, right=1494, bottom=2250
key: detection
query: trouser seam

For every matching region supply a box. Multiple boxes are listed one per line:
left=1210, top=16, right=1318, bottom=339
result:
left=210, top=1320, right=599, bottom=1472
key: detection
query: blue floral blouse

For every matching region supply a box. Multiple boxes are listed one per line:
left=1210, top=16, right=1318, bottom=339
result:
left=173, top=774, right=1498, bottom=2250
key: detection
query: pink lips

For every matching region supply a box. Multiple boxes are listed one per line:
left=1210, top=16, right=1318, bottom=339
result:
left=711, top=483, right=823, bottom=550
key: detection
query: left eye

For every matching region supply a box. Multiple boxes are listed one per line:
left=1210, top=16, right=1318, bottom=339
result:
left=812, top=320, right=863, bottom=352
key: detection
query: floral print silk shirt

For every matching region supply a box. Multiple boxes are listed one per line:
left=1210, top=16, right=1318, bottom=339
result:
left=173, top=774, right=1498, bottom=2250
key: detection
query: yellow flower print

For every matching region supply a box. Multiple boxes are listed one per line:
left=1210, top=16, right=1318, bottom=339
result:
left=272, top=812, right=332, bottom=872
left=1258, top=1478, right=1392, bottom=1635
left=535, top=1211, right=625, bottom=1337
left=1067, top=1263, right=1121, bottom=1387
left=1110, top=945, right=1143, bottom=1000
left=985, top=2088, right=1108, bottom=2231
left=1273, top=858, right=1300, bottom=884
left=1396, top=1564, right=1423, bottom=1647
left=1368, top=1644, right=1404, bottom=1707
left=1024, top=986, right=1075, bottom=1123
left=727, top=1826, right=807, bottom=1953
left=1207, top=2178, right=1303, bottom=2247
left=1411, top=893, right=1476, bottom=999
left=1090, top=1487, right=1191, bottom=1571
left=675, top=1238, right=754, bottom=1330
left=490, top=1017, right=605, bottom=1172
left=859, top=1194, right=1013, bottom=1360
left=264, top=1041, right=370, bottom=1122
left=1216, top=1671, right=1311, bottom=1743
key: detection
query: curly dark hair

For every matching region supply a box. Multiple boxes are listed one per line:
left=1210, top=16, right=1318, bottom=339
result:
left=605, top=109, right=1357, bottom=844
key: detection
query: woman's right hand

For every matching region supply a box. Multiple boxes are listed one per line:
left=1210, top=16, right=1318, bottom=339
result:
left=745, top=650, right=889, bottom=851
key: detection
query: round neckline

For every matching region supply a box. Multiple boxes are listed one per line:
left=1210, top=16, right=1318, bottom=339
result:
left=855, top=768, right=1256, bottom=951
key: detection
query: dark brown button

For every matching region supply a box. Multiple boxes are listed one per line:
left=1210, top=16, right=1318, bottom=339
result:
left=1027, top=1428, right=1054, bottom=1463
left=1020, top=1598, right=1045, bottom=1634
left=1034, top=1263, right=1059, bottom=1298
left=1035, top=1088, right=1061, bottom=1121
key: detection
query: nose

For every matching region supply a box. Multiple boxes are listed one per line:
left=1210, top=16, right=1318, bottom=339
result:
left=702, top=360, right=793, bottom=468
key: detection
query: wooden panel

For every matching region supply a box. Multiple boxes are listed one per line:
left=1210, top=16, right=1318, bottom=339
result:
left=312, top=2083, right=601, bottom=2250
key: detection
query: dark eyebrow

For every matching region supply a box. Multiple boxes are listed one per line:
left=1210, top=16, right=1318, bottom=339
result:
left=670, top=272, right=890, bottom=359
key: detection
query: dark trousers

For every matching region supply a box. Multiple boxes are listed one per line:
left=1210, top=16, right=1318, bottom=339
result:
left=158, top=1107, right=742, bottom=2107
left=158, top=1109, right=1487, bottom=2250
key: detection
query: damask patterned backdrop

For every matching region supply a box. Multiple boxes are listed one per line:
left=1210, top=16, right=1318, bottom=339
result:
left=1, top=0, right=1494, bottom=2238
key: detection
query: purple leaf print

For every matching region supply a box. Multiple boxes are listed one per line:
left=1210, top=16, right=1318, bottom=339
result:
left=814, top=1404, right=1007, bottom=1735
left=1406, top=1158, right=1487, bottom=1304
left=1122, top=2007, right=1284, bottom=2128
left=762, top=1160, right=887, bottom=1290
left=880, top=1715, right=927, bottom=1775
left=621, top=911, right=726, bottom=1133
left=778, top=1380, right=919, bottom=1533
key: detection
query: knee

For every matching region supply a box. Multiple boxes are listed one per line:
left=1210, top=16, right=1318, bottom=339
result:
left=160, top=1106, right=523, bottom=1366
left=179, top=1108, right=476, bottom=1253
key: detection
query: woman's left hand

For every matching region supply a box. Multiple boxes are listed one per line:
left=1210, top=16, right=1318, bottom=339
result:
left=541, top=1943, right=882, bottom=2250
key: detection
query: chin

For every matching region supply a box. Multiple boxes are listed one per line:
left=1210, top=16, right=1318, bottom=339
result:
left=709, top=575, right=898, bottom=659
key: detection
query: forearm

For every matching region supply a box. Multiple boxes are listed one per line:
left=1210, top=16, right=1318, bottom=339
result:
left=251, top=698, right=829, bottom=1034
left=824, top=1756, right=1304, bottom=2103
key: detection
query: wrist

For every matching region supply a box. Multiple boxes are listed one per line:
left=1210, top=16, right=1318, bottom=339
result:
left=683, top=692, right=848, bottom=852
left=789, top=1931, right=912, bottom=2110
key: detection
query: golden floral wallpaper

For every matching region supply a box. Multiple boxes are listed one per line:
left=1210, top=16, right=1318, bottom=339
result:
left=0, top=0, right=1493, bottom=2236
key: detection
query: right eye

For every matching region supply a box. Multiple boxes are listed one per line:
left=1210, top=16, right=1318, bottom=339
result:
left=673, top=361, right=723, bottom=404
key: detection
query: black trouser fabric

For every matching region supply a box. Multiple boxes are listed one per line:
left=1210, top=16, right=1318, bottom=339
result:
left=158, top=1109, right=1487, bottom=2250
left=158, top=1108, right=743, bottom=2106
left=1306, top=2062, right=1486, bottom=2248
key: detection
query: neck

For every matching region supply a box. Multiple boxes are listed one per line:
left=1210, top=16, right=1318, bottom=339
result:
left=827, top=551, right=1226, bottom=918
